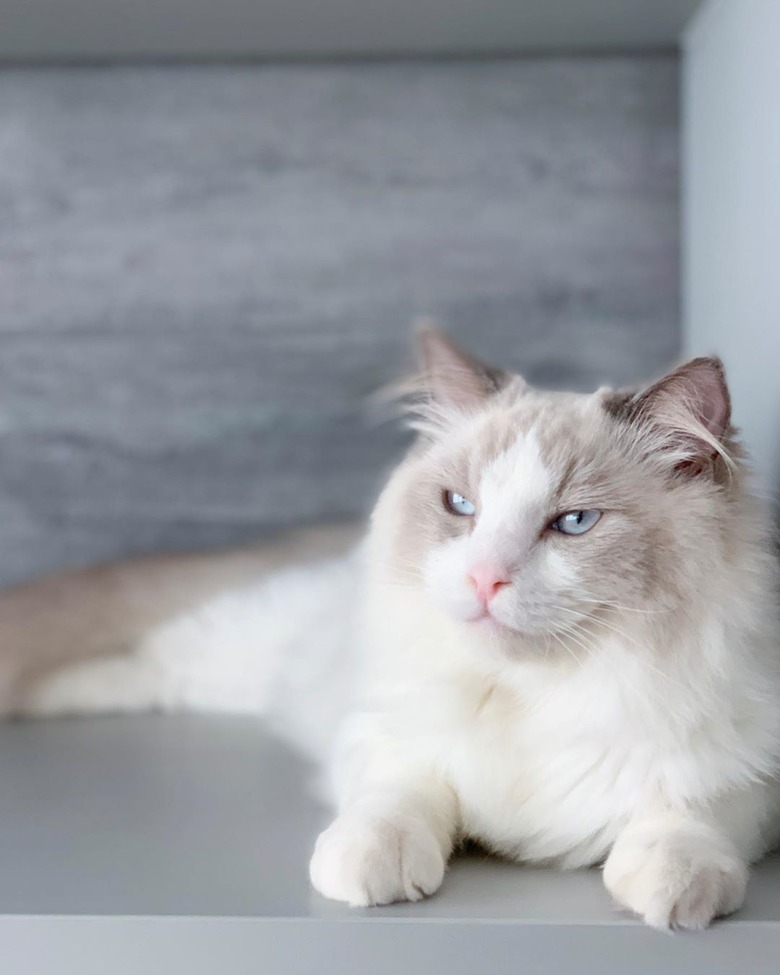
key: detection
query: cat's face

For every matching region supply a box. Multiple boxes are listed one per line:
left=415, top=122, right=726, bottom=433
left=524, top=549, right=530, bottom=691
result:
left=380, top=329, right=737, bottom=656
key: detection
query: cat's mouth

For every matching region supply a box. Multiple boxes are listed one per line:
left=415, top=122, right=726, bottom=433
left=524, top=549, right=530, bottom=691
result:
left=461, top=603, right=580, bottom=641
left=463, top=607, right=513, bottom=633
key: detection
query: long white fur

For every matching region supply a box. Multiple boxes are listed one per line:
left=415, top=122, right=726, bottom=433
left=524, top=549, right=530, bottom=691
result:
left=26, top=553, right=359, bottom=766
left=22, top=362, right=780, bottom=931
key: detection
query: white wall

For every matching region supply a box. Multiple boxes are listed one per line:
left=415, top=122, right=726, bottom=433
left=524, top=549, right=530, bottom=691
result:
left=684, top=0, right=780, bottom=499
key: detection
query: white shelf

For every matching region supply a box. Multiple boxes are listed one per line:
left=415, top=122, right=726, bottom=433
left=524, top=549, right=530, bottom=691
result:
left=0, top=716, right=778, bottom=973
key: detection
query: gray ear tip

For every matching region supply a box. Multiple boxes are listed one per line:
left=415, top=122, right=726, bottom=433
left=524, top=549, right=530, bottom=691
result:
left=412, top=318, right=460, bottom=369
left=411, top=317, right=445, bottom=346
left=686, top=355, right=727, bottom=379
left=711, top=355, right=727, bottom=379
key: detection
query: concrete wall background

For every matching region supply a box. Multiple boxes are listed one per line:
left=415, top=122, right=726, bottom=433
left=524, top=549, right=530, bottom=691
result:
left=0, top=58, right=680, bottom=586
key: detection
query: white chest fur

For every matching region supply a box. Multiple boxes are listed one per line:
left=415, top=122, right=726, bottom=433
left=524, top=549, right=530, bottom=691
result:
left=356, top=626, right=774, bottom=871
left=436, top=672, right=645, bottom=867
left=348, top=557, right=780, bottom=873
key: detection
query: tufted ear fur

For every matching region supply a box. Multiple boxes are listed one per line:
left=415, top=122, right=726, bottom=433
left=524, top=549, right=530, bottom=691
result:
left=417, top=325, right=510, bottom=413
left=608, top=357, right=733, bottom=477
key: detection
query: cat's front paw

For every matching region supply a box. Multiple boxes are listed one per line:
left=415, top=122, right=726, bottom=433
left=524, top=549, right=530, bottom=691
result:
left=603, top=824, right=748, bottom=930
left=309, top=812, right=446, bottom=907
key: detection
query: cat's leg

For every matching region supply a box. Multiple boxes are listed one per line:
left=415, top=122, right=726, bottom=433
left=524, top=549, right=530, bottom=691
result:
left=19, top=602, right=275, bottom=718
left=603, top=809, right=753, bottom=930
left=20, top=654, right=174, bottom=716
left=309, top=738, right=458, bottom=906
left=310, top=783, right=457, bottom=907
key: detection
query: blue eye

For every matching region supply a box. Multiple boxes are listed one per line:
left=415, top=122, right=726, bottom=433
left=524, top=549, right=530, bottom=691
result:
left=444, top=490, right=476, bottom=516
left=551, top=510, right=601, bottom=535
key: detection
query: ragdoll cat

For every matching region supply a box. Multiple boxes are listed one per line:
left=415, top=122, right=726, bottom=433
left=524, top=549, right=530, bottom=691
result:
left=4, top=328, right=779, bottom=930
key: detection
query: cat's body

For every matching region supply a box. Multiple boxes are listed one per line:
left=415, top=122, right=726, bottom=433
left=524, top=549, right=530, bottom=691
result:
left=0, top=526, right=360, bottom=760
left=7, top=330, right=780, bottom=930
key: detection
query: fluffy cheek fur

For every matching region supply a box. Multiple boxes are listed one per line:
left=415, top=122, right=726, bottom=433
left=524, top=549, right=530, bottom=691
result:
left=402, top=405, right=677, bottom=645
left=423, top=537, right=484, bottom=623
left=418, top=477, right=677, bottom=646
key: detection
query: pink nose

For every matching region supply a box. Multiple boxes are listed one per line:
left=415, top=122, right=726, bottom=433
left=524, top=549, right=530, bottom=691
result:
left=468, top=565, right=511, bottom=605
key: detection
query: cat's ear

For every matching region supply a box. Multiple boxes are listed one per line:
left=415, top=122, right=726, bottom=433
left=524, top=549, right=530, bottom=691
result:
left=616, top=357, right=733, bottom=475
left=416, top=324, right=510, bottom=412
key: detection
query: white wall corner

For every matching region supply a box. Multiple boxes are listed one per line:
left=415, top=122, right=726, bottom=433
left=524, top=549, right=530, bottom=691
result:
left=682, top=0, right=780, bottom=500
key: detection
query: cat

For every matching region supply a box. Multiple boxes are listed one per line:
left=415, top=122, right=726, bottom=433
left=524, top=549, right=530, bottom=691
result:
left=4, top=327, right=779, bottom=931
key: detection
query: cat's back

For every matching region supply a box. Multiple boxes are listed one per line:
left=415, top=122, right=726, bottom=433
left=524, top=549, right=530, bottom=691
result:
left=132, top=528, right=364, bottom=760
left=0, top=523, right=363, bottom=720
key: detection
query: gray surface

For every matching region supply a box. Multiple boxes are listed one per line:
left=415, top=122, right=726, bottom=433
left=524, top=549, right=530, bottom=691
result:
left=0, top=0, right=702, bottom=62
left=683, top=0, right=780, bottom=507
left=0, top=717, right=778, bottom=975
left=4, top=919, right=780, bottom=975
left=0, top=59, right=680, bottom=586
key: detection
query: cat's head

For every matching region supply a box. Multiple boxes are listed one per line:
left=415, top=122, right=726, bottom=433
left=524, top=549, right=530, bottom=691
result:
left=376, top=327, right=744, bottom=658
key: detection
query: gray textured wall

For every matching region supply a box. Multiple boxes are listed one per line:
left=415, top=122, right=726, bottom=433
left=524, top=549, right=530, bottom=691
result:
left=0, top=58, right=680, bottom=587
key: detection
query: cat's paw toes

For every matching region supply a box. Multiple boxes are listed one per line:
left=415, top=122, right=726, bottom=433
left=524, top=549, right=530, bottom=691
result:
left=309, top=813, right=446, bottom=907
left=603, top=829, right=747, bottom=930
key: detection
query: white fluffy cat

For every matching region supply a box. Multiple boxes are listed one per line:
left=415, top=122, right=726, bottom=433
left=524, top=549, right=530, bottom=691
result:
left=7, top=328, right=780, bottom=930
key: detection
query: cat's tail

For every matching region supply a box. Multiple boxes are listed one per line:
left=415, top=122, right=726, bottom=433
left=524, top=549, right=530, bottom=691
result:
left=0, top=525, right=358, bottom=719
